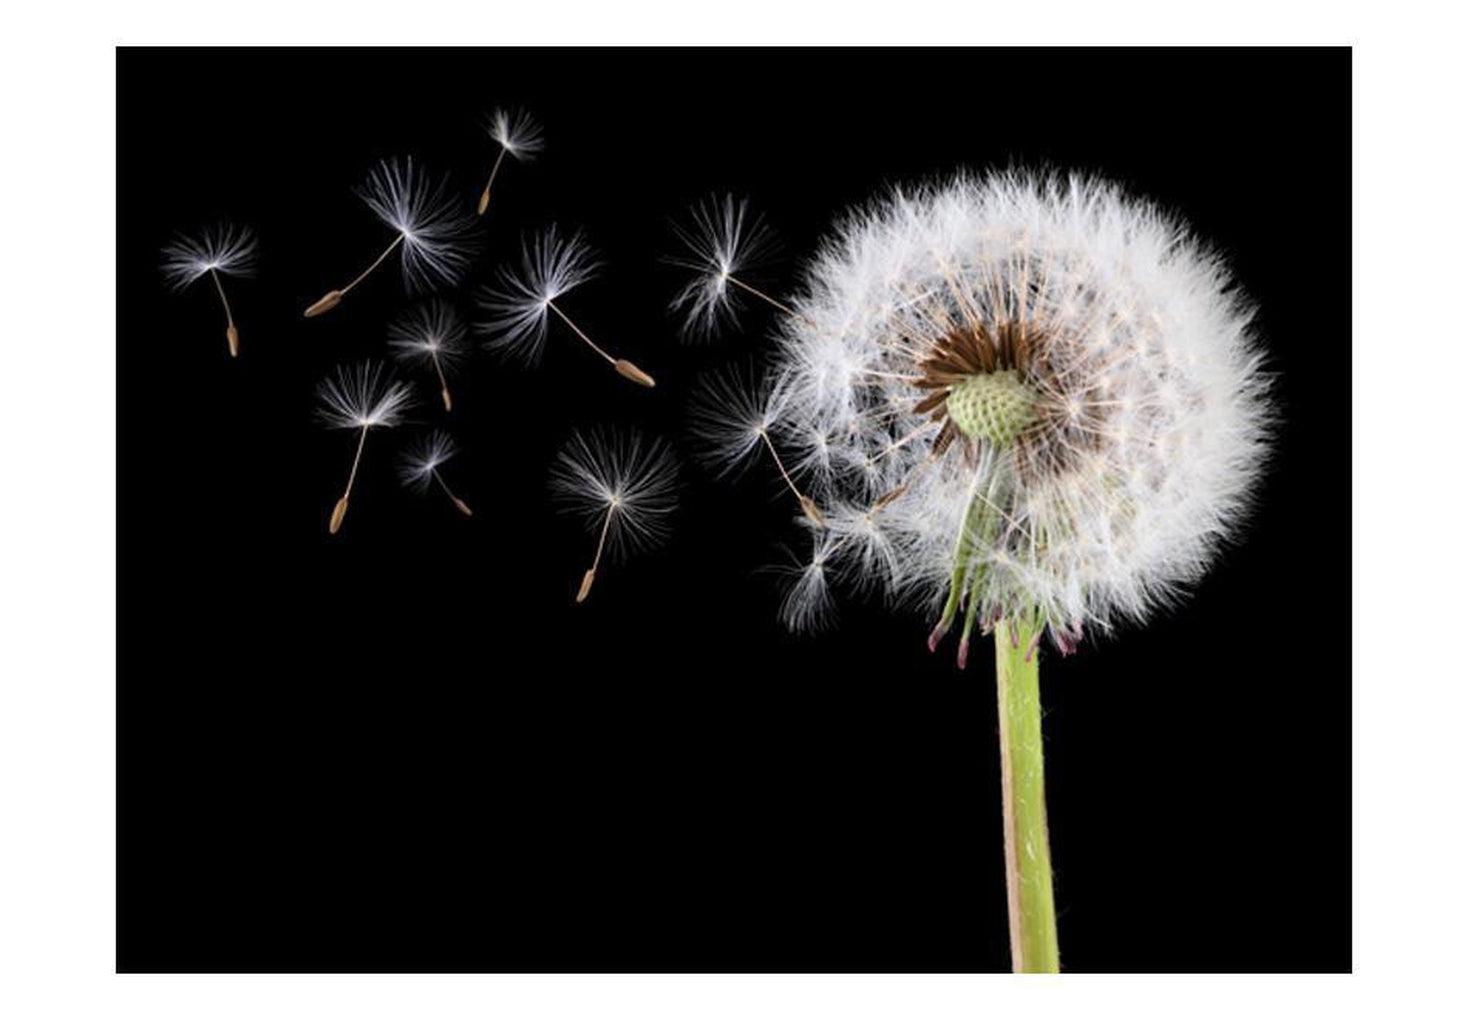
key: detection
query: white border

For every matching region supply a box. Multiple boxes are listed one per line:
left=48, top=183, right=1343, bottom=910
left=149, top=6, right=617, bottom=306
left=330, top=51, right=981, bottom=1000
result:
left=4, top=2, right=1466, bottom=1016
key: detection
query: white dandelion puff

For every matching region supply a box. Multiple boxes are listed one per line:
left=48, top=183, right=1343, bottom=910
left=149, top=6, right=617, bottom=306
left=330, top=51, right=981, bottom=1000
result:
left=316, top=360, right=414, bottom=534
left=687, top=365, right=823, bottom=526
left=304, top=157, right=476, bottom=318
left=160, top=223, right=258, bottom=357
left=398, top=429, right=473, bottom=517
left=767, top=170, right=1271, bottom=662
left=388, top=300, right=469, bottom=412
left=477, top=226, right=656, bottom=388
left=477, top=107, right=544, bottom=215
left=666, top=194, right=785, bottom=341
left=549, top=428, right=679, bottom=603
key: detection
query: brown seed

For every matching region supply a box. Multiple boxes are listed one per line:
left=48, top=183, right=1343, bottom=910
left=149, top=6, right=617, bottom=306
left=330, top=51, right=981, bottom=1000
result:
left=477, top=186, right=491, bottom=216
left=328, top=496, right=349, bottom=535
left=304, top=290, right=343, bottom=318
left=614, top=359, right=656, bottom=388
left=451, top=496, right=473, bottom=518
left=799, top=495, right=826, bottom=527
left=575, top=568, right=597, bottom=603
left=226, top=324, right=239, bottom=358
left=441, top=387, right=453, bottom=412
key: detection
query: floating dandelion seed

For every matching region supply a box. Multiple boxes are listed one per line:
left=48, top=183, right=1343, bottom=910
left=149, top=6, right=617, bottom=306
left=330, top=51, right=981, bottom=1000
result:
left=762, top=171, right=1272, bottom=972
left=477, top=107, right=544, bottom=216
left=304, top=157, right=476, bottom=318
left=316, top=360, right=413, bottom=534
left=688, top=364, right=824, bottom=526
left=549, top=428, right=678, bottom=603
left=477, top=226, right=656, bottom=387
left=160, top=223, right=258, bottom=357
left=388, top=300, right=468, bottom=412
left=398, top=430, right=473, bottom=517
left=667, top=194, right=786, bottom=341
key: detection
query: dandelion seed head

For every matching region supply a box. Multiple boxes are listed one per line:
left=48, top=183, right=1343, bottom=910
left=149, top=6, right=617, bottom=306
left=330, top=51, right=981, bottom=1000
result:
left=316, top=360, right=414, bottom=430
left=398, top=430, right=458, bottom=492
left=160, top=223, right=258, bottom=290
left=486, top=107, right=545, bottom=161
left=356, top=157, right=477, bottom=292
left=772, top=171, right=1273, bottom=647
left=387, top=300, right=468, bottom=368
left=667, top=195, right=780, bottom=341
left=549, top=428, right=679, bottom=560
left=476, top=226, right=600, bottom=365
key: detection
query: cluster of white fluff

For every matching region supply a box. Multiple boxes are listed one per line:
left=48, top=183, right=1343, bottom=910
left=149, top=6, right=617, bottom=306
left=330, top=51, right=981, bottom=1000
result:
left=477, top=226, right=601, bottom=364
left=315, top=359, right=414, bottom=430
left=357, top=156, right=477, bottom=291
left=549, top=428, right=680, bottom=561
left=486, top=107, right=545, bottom=162
left=764, top=172, right=1271, bottom=650
left=160, top=223, right=258, bottom=290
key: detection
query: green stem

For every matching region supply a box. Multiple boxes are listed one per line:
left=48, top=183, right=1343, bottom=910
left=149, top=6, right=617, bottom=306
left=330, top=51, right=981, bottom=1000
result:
left=994, top=612, right=1059, bottom=972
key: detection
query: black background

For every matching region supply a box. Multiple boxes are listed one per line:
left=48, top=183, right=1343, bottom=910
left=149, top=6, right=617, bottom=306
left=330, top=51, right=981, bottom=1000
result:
left=117, top=48, right=1350, bottom=973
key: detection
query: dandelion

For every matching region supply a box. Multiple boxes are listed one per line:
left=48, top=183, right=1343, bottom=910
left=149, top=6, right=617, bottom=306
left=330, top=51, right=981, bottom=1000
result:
left=688, top=364, right=824, bottom=526
left=477, top=226, right=656, bottom=387
left=477, top=107, right=544, bottom=216
left=304, top=157, right=475, bottom=318
left=761, top=171, right=1272, bottom=971
left=388, top=300, right=468, bottom=412
left=316, top=360, right=413, bottom=534
left=549, top=428, right=678, bottom=603
left=160, top=223, right=258, bottom=357
left=666, top=194, right=786, bottom=341
left=398, top=430, right=473, bottom=517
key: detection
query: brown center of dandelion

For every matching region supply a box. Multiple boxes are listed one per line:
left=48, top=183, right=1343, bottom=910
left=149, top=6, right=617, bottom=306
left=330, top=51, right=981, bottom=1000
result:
left=915, top=322, right=1040, bottom=456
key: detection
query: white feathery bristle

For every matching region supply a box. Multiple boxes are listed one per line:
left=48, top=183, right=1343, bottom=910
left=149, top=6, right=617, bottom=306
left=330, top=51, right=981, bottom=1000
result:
left=667, top=194, right=779, bottom=341
left=160, top=223, right=258, bottom=290
left=476, top=226, right=600, bottom=365
left=687, top=364, right=792, bottom=479
left=549, top=428, right=679, bottom=559
left=770, top=171, right=1272, bottom=650
left=487, top=107, right=545, bottom=161
left=316, top=360, right=414, bottom=430
left=356, top=157, right=476, bottom=291
left=387, top=300, right=468, bottom=369
left=778, top=527, right=839, bottom=633
left=398, top=429, right=458, bottom=491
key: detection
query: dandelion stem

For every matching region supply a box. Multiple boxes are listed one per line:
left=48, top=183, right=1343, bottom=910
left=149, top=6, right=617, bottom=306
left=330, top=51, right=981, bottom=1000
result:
left=304, top=233, right=406, bottom=318
left=547, top=300, right=616, bottom=365
left=342, top=233, right=405, bottom=297
left=577, top=504, right=616, bottom=603
left=430, top=350, right=452, bottom=411
left=330, top=425, right=370, bottom=535
left=758, top=429, right=824, bottom=526
left=993, top=610, right=1059, bottom=973
left=477, top=148, right=508, bottom=215
left=727, top=275, right=809, bottom=324
left=547, top=300, right=656, bottom=387
left=433, top=469, right=473, bottom=517
left=209, top=268, right=238, bottom=357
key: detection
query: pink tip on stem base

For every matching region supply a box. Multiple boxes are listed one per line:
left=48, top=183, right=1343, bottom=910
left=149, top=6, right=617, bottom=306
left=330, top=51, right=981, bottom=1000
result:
left=927, top=623, right=949, bottom=654
left=956, top=636, right=970, bottom=670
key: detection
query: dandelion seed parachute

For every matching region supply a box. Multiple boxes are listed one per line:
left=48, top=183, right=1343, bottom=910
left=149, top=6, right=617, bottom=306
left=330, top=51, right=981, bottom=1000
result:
left=399, top=429, right=473, bottom=517
left=160, top=223, right=258, bottom=357
left=316, top=360, right=413, bottom=534
left=688, top=364, right=824, bottom=525
left=388, top=300, right=468, bottom=412
left=477, top=226, right=656, bottom=388
left=304, top=157, right=476, bottom=318
left=667, top=194, right=782, bottom=342
left=478, top=107, right=544, bottom=216
left=549, top=428, right=679, bottom=602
